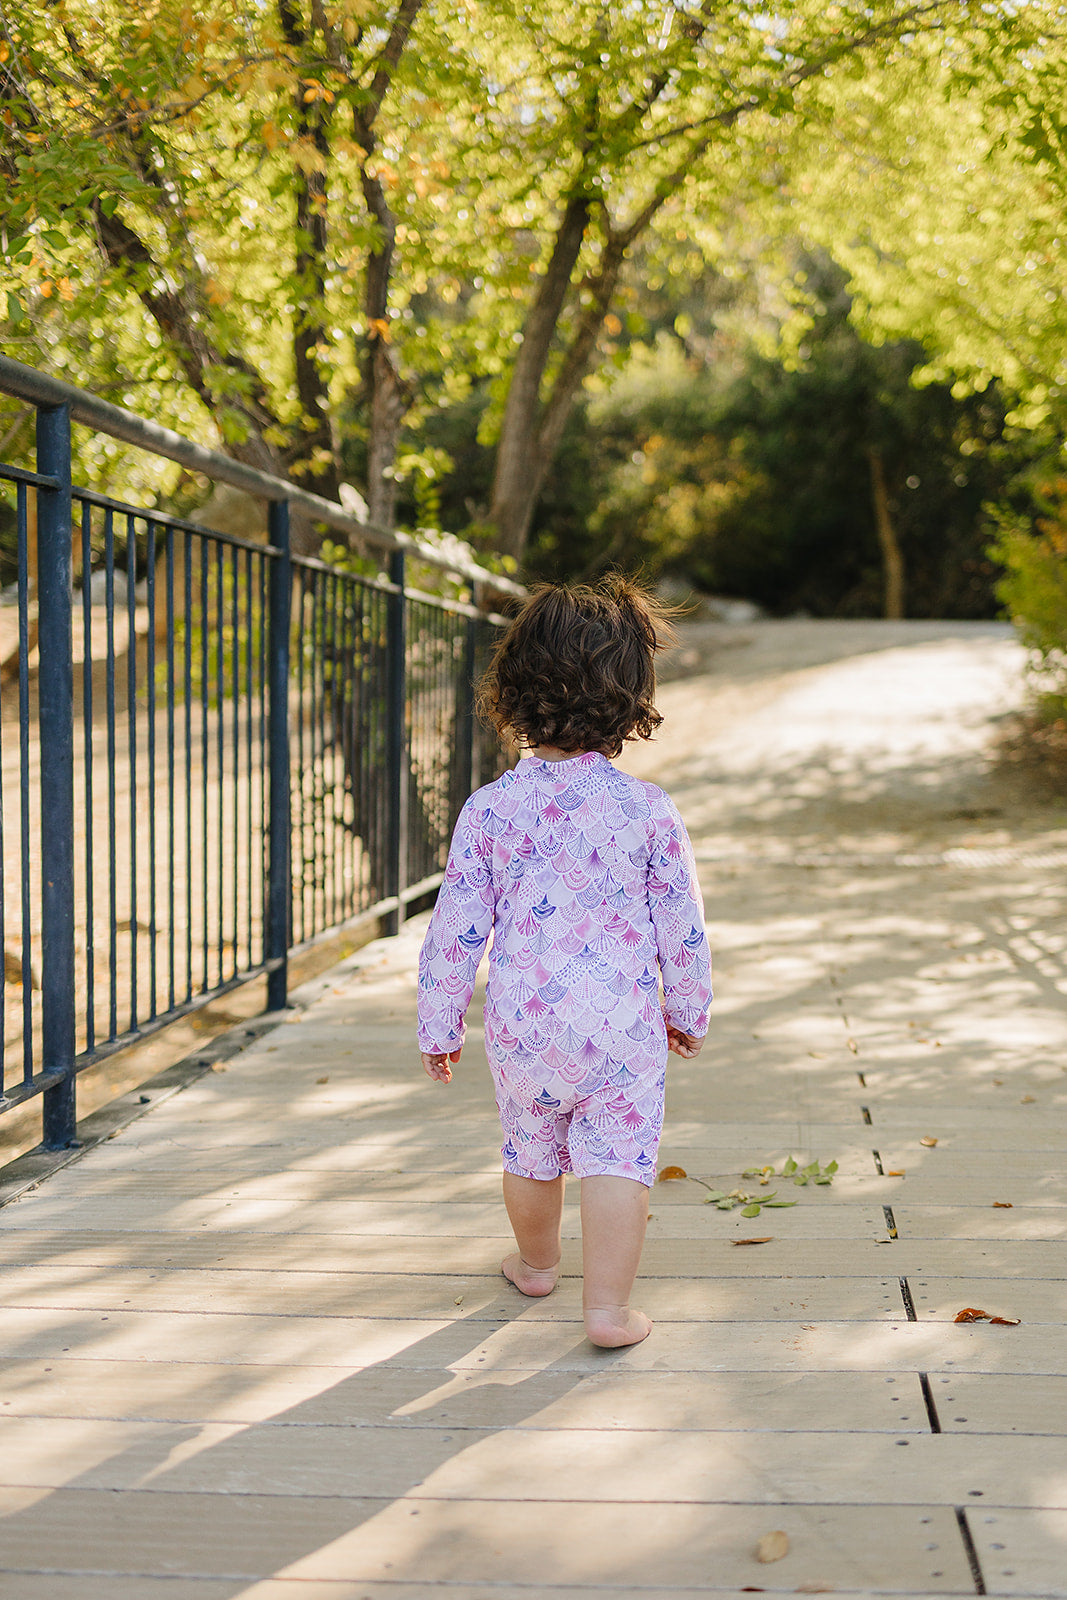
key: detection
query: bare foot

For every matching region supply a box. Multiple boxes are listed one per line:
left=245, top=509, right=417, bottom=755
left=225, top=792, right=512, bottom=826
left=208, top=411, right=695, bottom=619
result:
left=502, top=1252, right=560, bottom=1297
left=584, top=1305, right=653, bottom=1347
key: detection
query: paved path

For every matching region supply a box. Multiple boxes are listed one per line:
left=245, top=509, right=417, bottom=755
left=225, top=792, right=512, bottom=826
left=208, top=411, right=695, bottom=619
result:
left=0, top=620, right=1066, bottom=1598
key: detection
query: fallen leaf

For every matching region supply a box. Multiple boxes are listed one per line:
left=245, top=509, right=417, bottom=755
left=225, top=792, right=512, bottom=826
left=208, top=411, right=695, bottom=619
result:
left=453, top=1296, right=463, bottom=1305
left=992, top=1201, right=1013, bottom=1208
left=992, top=1077, right=1003, bottom=1085
left=796, top=1586, right=835, bottom=1595
left=920, top=1136, right=938, bottom=1147
left=658, top=1165, right=688, bottom=1181
left=807, top=1051, right=826, bottom=1058
left=734, top=1236, right=773, bottom=1246
left=887, top=1169, right=906, bottom=1177
left=953, top=1307, right=1020, bottom=1325
left=847, top=1038, right=858, bottom=1054
left=755, top=1530, right=790, bottom=1563
left=1020, top=1095, right=1036, bottom=1104
left=800, top=1322, right=817, bottom=1330
left=316, top=1076, right=330, bottom=1084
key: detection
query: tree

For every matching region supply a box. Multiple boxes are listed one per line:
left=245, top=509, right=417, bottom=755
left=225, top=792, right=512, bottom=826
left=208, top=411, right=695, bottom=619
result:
left=780, top=11, right=1067, bottom=433
left=2, top=0, right=1059, bottom=572
left=0, top=0, right=439, bottom=545
left=459, top=0, right=1041, bottom=561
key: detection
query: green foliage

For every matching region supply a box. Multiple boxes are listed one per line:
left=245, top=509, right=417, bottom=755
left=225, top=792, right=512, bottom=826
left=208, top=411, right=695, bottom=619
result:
left=989, top=480, right=1067, bottom=717
left=744, top=1157, right=839, bottom=1187
left=0, top=0, right=1062, bottom=578
left=660, top=1155, right=838, bottom=1218
left=699, top=1188, right=798, bottom=1217
left=500, top=268, right=1035, bottom=615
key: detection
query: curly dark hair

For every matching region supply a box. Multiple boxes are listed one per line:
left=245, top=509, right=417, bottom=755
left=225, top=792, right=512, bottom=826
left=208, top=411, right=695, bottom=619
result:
left=476, top=575, right=675, bottom=758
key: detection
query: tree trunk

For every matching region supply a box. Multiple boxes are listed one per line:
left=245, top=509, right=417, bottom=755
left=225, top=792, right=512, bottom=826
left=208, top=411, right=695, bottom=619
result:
left=867, top=446, right=905, bottom=620
left=488, top=195, right=592, bottom=560
left=360, top=165, right=412, bottom=530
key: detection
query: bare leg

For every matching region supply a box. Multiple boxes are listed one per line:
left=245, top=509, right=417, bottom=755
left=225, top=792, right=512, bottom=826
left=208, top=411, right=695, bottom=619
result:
left=580, top=1175, right=652, bottom=1347
left=501, top=1172, right=564, bottom=1296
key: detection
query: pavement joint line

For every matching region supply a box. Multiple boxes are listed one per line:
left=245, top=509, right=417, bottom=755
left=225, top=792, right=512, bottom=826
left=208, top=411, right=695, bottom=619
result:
left=954, top=1505, right=988, bottom=1594
left=919, top=1374, right=943, bottom=1434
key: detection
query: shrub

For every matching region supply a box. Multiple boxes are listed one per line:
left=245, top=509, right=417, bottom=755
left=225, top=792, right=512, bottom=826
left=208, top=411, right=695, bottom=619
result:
left=989, top=478, right=1067, bottom=718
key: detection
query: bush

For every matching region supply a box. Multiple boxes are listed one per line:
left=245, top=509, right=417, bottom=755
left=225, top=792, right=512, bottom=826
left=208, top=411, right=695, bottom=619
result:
left=989, top=478, right=1067, bottom=717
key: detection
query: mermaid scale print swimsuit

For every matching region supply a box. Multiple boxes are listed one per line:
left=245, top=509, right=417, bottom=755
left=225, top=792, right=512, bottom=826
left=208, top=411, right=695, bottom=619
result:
left=417, top=751, right=713, bottom=1183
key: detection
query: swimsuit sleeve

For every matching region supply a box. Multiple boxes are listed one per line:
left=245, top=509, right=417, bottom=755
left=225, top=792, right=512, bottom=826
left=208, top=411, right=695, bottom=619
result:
left=417, top=794, right=496, bottom=1054
left=647, top=797, right=713, bottom=1038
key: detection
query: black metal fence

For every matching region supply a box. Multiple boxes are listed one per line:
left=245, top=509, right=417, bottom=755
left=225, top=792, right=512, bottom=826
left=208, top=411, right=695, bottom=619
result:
left=0, top=356, right=519, bottom=1152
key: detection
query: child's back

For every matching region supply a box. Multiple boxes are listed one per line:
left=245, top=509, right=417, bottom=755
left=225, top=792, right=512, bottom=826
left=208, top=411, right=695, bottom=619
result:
left=419, top=749, right=710, bottom=1186
left=418, top=577, right=712, bottom=1347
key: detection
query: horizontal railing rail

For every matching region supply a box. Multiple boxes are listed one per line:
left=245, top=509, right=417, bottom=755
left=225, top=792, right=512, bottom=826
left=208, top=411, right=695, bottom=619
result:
left=0, top=355, right=525, bottom=597
left=0, top=362, right=519, bottom=1153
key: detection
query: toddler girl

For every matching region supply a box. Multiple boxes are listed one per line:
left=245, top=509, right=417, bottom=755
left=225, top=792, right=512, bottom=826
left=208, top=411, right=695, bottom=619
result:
left=417, top=577, right=712, bottom=1347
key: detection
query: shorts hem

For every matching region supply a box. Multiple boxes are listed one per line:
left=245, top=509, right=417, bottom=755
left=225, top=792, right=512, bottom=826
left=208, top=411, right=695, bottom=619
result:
left=501, top=1156, right=570, bottom=1182
left=569, top=1161, right=654, bottom=1185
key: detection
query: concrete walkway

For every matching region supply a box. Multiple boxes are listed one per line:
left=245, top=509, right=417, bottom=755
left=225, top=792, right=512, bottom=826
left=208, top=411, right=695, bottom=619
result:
left=0, top=620, right=1066, bottom=1598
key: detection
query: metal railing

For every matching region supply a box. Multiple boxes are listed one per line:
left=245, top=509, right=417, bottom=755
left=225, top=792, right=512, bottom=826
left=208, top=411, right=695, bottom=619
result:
left=0, top=355, right=520, bottom=1151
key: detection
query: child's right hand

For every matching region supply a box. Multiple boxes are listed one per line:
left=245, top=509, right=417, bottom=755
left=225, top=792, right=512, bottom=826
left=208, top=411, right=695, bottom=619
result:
left=666, top=1028, right=704, bottom=1059
left=422, top=1048, right=462, bottom=1082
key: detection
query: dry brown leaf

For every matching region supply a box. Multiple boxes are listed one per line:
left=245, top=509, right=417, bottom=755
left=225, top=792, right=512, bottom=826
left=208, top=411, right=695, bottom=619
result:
left=755, top=1530, right=790, bottom=1563
left=1020, top=1095, right=1036, bottom=1104
left=734, top=1236, right=774, bottom=1247
left=953, top=1306, right=1019, bottom=1325
left=316, top=1076, right=330, bottom=1084
left=920, top=1136, right=939, bottom=1147
left=887, top=1169, right=906, bottom=1177
left=658, top=1165, right=688, bottom=1181
left=796, top=1586, right=835, bottom=1595
left=992, top=1201, right=1013, bottom=1208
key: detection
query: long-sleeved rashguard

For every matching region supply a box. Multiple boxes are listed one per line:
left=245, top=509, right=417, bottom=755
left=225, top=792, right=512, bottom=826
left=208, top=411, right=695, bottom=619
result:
left=417, top=750, right=712, bottom=1184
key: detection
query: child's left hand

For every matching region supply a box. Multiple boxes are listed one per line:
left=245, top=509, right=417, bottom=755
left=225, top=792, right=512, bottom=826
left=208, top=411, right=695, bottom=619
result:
left=422, top=1048, right=461, bottom=1082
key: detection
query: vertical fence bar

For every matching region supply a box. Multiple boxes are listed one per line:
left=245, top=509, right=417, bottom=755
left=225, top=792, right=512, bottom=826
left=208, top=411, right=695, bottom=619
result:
left=80, top=501, right=95, bottom=1053
left=383, top=549, right=407, bottom=935
left=265, top=500, right=291, bottom=1011
left=37, top=403, right=77, bottom=1149
left=18, top=479, right=34, bottom=1081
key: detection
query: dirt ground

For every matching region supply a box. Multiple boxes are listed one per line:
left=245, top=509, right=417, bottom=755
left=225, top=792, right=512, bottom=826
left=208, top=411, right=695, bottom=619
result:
left=629, top=616, right=1064, bottom=853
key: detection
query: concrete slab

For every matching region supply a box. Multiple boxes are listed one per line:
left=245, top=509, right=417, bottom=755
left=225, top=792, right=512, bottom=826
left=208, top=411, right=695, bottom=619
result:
left=0, top=1485, right=976, bottom=1590
left=907, top=1277, right=1061, bottom=1324
left=967, top=1508, right=1067, bottom=1596
left=2, top=1229, right=1064, bottom=1282
left=0, top=1264, right=907, bottom=1323
left=1, top=1415, right=1062, bottom=1509
left=0, top=1586, right=970, bottom=1600
left=0, top=1359, right=934, bottom=1433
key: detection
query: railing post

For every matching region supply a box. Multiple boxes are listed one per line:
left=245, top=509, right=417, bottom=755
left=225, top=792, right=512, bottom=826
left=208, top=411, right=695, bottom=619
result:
left=456, top=613, right=477, bottom=808
left=383, top=549, right=407, bottom=936
left=265, top=499, right=291, bottom=1011
left=37, top=403, right=77, bottom=1149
